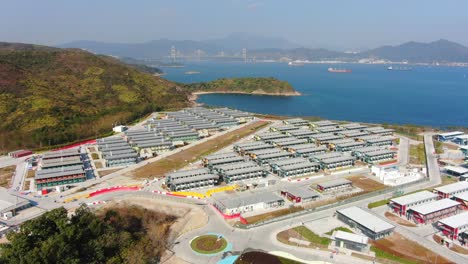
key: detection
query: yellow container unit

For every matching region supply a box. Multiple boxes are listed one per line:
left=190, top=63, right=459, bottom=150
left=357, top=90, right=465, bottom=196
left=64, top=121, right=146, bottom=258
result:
left=63, top=193, right=90, bottom=203
left=171, top=191, right=206, bottom=199
left=205, top=184, right=239, bottom=197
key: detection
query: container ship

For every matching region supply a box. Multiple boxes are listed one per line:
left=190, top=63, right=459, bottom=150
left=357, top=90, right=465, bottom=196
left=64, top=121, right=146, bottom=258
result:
left=328, top=67, right=352, bottom=73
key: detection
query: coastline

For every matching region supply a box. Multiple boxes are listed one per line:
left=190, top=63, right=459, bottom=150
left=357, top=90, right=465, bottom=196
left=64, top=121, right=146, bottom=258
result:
left=189, top=90, right=301, bottom=106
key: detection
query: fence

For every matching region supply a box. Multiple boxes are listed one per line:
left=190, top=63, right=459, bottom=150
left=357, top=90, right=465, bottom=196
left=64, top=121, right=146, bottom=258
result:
left=236, top=177, right=430, bottom=229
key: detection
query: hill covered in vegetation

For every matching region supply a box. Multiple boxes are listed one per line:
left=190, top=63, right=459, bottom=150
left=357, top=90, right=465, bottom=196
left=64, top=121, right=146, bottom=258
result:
left=0, top=42, right=190, bottom=151
left=0, top=42, right=298, bottom=152
left=0, top=205, right=176, bottom=264
left=183, top=77, right=299, bottom=96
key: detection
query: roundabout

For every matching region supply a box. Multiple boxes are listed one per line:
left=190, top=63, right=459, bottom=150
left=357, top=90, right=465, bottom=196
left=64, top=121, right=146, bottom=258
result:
left=190, top=234, right=229, bottom=255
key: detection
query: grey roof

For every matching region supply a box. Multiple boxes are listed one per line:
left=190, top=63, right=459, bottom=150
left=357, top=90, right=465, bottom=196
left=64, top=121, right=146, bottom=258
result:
left=409, top=199, right=460, bottom=215
left=341, top=123, right=367, bottom=129
left=295, top=147, right=328, bottom=154
left=363, top=149, right=396, bottom=157
left=311, top=152, right=343, bottom=160
left=256, top=132, right=289, bottom=140
left=216, top=192, right=283, bottom=209
left=289, top=129, right=319, bottom=137
left=284, top=187, right=319, bottom=199
left=358, top=135, right=395, bottom=142
left=274, top=139, right=309, bottom=146
left=434, top=181, right=468, bottom=194
left=453, top=192, right=468, bottom=202
left=320, top=156, right=356, bottom=164
left=337, top=206, right=395, bottom=233
left=438, top=211, right=468, bottom=228
left=42, top=149, right=80, bottom=159
left=42, top=156, right=82, bottom=167
left=0, top=187, right=30, bottom=213
left=213, top=161, right=259, bottom=171
left=104, top=152, right=138, bottom=160
left=340, top=130, right=370, bottom=137
left=204, top=152, right=239, bottom=161
left=288, top=144, right=326, bottom=151
left=256, top=151, right=291, bottom=160
left=311, top=120, right=338, bottom=127
left=224, top=166, right=266, bottom=176
left=101, top=149, right=136, bottom=157
left=99, top=145, right=133, bottom=152
left=270, top=157, right=308, bottom=167
left=317, top=178, right=352, bottom=188
left=317, top=126, right=344, bottom=133
left=278, top=161, right=320, bottom=171
left=36, top=165, right=83, bottom=176
left=171, top=174, right=219, bottom=185
left=390, top=191, right=438, bottom=206
left=272, top=125, right=300, bottom=131
left=270, top=137, right=306, bottom=144
left=444, top=166, right=468, bottom=175
left=333, top=231, right=368, bottom=244
left=167, top=168, right=210, bottom=179
left=353, top=146, right=384, bottom=154
left=97, top=137, right=125, bottom=144
left=250, top=148, right=283, bottom=156
left=235, top=141, right=268, bottom=148
left=328, top=139, right=356, bottom=145
left=35, top=167, right=85, bottom=180
left=209, top=156, right=245, bottom=165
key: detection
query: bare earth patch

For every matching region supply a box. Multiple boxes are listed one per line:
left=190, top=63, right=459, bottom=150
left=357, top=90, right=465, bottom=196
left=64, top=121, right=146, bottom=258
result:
left=129, top=121, right=269, bottom=179
left=0, top=165, right=16, bottom=187
left=371, top=233, right=450, bottom=264
left=433, top=234, right=468, bottom=255
left=384, top=212, right=416, bottom=227
left=347, top=175, right=386, bottom=192
left=98, top=168, right=120, bottom=177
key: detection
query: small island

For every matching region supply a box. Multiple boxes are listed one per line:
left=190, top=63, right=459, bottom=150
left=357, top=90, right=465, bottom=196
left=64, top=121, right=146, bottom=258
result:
left=183, top=77, right=301, bottom=100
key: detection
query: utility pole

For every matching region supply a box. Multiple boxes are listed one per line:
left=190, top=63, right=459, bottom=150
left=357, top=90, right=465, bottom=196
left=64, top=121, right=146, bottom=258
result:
left=170, top=45, right=176, bottom=63
left=242, top=48, right=247, bottom=63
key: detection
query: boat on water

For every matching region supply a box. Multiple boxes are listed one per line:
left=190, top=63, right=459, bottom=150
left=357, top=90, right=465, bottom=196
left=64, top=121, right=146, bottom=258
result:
left=387, top=66, right=412, bottom=71
left=328, top=67, right=351, bottom=73
left=185, top=71, right=201, bottom=75
left=288, top=61, right=304, bottom=67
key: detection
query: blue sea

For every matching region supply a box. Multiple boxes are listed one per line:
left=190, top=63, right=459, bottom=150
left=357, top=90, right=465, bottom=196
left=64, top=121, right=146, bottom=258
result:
left=161, top=62, right=468, bottom=127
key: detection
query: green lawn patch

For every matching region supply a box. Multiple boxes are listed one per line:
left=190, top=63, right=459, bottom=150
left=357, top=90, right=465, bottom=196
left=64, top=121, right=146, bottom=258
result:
left=371, top=246, right=418, bottom=264
left=368, top=199, right=390, bottom=209
left=325, top=226, right=353, bottom=235
left=409, top=143, right=426, bottom=165
left=190, top=235, right=227, bottom=254
left=293, top=226, right=330, bottom=245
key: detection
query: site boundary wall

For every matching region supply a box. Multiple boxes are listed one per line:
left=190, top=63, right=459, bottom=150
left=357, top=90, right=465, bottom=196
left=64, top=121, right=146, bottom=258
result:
left=236, top=177, right=430, bottom=229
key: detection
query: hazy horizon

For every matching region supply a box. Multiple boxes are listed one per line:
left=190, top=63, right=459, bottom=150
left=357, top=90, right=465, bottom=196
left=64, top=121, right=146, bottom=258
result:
left=1, top=0, right=468, bottom=50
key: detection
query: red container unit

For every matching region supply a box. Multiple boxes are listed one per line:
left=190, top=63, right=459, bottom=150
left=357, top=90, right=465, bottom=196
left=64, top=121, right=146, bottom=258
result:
left=8, top=149, right=33, bottom=158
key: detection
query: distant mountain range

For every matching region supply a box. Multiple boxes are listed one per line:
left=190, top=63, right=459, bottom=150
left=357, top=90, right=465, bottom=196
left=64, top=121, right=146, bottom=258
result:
left=60, top=34, right=468, bottom=63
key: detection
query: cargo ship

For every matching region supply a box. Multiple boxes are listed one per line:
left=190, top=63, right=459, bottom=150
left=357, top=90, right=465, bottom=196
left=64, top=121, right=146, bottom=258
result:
left=387, top=66, right=412, bottom=71
left=328, top=67, right=351, bottom=73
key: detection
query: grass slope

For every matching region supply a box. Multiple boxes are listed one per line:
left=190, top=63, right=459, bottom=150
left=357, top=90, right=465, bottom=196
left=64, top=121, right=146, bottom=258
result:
left=0, top=42, right=190, bottom=152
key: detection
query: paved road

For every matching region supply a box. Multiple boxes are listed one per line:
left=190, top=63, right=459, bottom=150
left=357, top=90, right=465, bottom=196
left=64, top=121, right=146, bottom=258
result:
left=424, top=134, right=442, bottom=185
left=397, top=136, right=410, bottom=166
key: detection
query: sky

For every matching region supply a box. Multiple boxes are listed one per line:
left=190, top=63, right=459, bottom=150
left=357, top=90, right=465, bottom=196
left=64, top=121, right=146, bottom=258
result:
left=1, top=0, right=468, bottom=50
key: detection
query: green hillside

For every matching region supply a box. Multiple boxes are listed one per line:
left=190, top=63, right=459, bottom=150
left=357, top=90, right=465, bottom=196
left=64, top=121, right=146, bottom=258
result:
left=183, top=77, right=299, bottom=95
left=0, top=43, right=190, bottom=152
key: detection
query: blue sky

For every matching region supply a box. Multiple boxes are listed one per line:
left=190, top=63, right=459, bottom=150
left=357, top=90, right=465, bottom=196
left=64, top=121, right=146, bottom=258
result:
left=1, top=0, right=467, bottom=50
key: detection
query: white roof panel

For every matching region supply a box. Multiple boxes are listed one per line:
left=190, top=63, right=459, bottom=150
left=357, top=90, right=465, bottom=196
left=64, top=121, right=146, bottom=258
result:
left=410, top=199, right=460, bottom=215
left=438, top=211, right=468, bottom=228
left=333, top=231, right=368, bottom=244
left=434, top=181, right=468, bottom=194
left=390, top=191, right=438, bottom=206
left=337, top=206, right=394, bottom=233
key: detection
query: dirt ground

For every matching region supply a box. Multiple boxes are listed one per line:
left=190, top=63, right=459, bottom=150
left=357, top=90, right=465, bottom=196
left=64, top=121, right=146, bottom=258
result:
left=100, top=196, right=208, bottom=240
left=129, top=121, right=269, bottom=179
left=0, top=165, right=15, bottom=187
left=371, top=233, right=451, bottom=264
left=97, top=168, right=121, bottom=177
left=433, top=234, right=468, bottom=255
left=26, top=169, right=35, bottom=179
left=384, top=212, right=416, bottom=227
left=244, top=206, right=304, bottom=224
left=347, top=175, right=386, bottom=192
